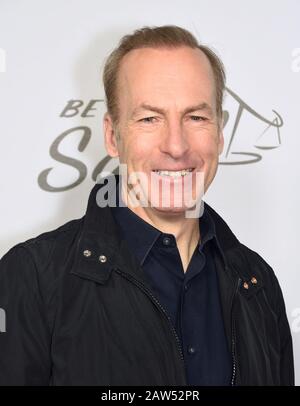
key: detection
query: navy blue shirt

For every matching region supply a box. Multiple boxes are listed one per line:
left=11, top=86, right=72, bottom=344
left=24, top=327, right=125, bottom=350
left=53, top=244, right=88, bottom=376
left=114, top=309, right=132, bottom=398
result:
left=111, top=187, right=231, bottom=385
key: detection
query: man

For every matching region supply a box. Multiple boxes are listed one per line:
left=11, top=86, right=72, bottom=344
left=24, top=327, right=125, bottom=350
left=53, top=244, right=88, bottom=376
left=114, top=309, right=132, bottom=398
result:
left=0, top=25, right=294, bottom=385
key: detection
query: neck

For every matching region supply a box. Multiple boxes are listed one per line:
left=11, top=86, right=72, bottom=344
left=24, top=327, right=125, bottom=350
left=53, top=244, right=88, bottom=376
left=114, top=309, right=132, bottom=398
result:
left=121, top=188, right=200, bottom=273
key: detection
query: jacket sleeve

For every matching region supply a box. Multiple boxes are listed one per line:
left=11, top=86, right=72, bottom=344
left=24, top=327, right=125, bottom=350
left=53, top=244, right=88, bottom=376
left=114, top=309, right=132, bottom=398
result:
left=0, top=244, right=51, bottom=385
left=270, top=269, right=295, bottom=386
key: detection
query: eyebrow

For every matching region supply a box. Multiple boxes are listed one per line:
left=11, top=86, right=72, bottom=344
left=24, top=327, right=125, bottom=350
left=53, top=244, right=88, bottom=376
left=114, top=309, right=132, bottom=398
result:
left=131, top=102, right=214, bottom=118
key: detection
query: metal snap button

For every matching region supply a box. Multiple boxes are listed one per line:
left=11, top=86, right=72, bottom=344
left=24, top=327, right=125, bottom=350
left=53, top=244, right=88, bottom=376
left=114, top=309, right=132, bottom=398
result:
left=99, top=255, right=107, bottom=263
left=83, top=249, right=92, bottom=257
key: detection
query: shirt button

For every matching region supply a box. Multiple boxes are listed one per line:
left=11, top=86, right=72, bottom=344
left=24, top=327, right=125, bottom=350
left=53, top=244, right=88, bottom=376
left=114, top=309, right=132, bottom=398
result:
left=162, top=237, right=171, bottom=246
left=187, top=346, right=196, bottom=355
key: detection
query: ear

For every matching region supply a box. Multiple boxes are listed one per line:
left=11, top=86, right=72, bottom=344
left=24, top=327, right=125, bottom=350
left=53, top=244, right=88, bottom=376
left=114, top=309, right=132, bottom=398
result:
left=217, top=114, right=225, bottom=155
left=218, top=131, right=224, bottom=155
left=103, top=112, right=120, bottom=158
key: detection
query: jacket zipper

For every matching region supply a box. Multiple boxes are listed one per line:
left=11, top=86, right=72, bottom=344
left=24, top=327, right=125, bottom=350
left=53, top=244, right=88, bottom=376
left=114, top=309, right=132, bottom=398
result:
left=230, top=277, right=241, bottom=386
left=114, top=267, right=187, bottom=383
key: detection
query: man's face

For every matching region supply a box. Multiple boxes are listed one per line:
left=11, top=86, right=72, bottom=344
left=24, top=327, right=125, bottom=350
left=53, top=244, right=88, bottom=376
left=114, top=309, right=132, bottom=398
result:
left=104, top=46, right=224, bottom=216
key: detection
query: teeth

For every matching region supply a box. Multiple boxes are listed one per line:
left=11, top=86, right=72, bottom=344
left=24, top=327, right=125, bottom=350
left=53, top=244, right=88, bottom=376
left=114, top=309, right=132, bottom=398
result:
left=153, top=168, right=193, bottom=177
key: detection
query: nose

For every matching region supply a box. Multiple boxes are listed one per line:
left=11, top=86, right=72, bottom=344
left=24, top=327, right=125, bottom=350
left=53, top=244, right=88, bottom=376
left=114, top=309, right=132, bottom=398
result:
left=159, top=118, right=190, bottom=159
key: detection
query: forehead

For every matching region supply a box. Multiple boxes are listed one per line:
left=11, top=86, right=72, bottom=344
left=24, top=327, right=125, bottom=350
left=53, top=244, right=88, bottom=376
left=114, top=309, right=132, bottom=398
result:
left=117, top=46, right=216, bottom=109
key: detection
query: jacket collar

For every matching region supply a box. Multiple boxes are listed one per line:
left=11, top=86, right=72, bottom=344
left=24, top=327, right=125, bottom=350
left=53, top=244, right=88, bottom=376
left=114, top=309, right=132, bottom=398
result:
left=70, top=174, right=241, bottom=284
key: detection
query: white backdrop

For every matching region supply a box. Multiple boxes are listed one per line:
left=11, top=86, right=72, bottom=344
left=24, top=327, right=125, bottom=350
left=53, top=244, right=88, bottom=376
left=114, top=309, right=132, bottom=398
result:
left=0, top=0, right=299, bottom=384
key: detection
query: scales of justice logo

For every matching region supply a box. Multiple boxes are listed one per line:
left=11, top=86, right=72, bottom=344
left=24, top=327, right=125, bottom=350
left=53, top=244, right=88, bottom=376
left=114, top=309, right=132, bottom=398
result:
left=38, top=88, right=283, bottom=192
left=220, top=88, right=282, bottom=165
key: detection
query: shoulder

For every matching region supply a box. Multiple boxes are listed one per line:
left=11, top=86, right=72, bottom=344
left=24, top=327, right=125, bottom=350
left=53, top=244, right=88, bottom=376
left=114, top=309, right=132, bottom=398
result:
left=232, top=242, right=277, bottom=283
left=204, top=201, right=282, bottom=297
left=0, top=217, right=84, bottom=290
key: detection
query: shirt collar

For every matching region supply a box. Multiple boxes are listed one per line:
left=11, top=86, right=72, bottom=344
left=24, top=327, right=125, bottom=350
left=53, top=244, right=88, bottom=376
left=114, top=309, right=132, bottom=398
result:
left=111, top=184, right=161, bottom=265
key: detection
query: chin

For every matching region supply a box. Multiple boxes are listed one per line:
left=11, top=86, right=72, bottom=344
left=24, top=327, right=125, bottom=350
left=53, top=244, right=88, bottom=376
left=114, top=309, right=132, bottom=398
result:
left=151, top=200, right=196, bottom=215
left=152, top=206, right=187, bottom=217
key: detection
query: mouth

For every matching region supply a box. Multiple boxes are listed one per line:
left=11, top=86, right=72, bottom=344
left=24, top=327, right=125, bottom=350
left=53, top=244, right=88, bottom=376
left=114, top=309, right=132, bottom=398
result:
left=151, top=168, right=195, bottom=178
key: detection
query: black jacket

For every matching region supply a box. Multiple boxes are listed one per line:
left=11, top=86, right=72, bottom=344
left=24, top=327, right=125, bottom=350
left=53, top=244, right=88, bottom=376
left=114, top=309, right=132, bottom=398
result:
left=0, top=177, right=294, bottom=386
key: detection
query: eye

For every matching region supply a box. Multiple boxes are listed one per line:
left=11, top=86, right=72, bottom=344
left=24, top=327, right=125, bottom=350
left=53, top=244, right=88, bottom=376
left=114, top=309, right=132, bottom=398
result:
left=139, top=116, right=157, bottom=123
left=189, top=115, right=207, bottom=122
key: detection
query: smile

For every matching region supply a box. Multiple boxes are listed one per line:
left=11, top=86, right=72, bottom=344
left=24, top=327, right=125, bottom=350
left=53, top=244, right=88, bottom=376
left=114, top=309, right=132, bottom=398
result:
left=152, top=168, right=194, bottom=177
